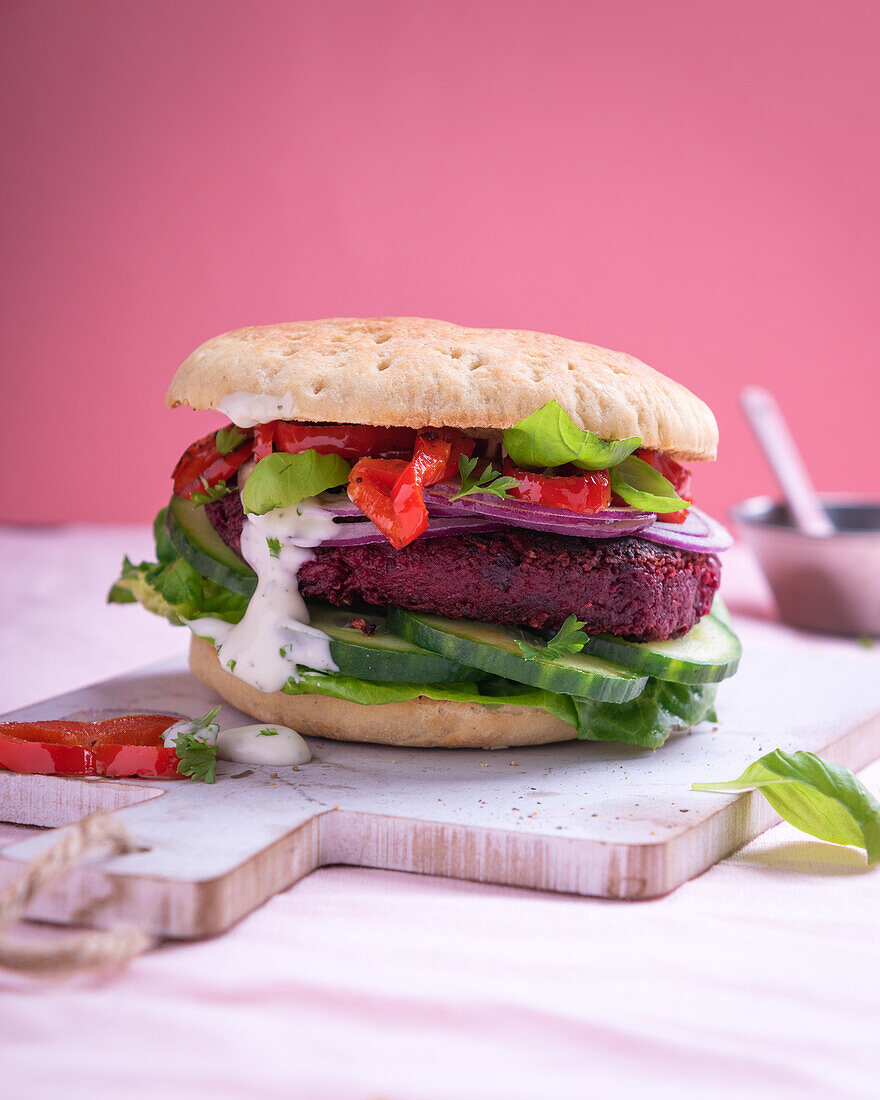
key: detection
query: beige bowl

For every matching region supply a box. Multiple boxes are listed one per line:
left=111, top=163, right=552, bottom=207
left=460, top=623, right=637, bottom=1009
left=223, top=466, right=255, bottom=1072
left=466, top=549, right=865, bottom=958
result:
left=731, top=496, right=880, bottom=636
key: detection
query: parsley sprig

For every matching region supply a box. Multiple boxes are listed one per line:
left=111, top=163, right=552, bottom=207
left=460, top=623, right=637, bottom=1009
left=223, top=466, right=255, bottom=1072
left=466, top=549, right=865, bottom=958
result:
left=172, top=704, right=221, bottom=783
left=451, top=455, right=521, bottom=501
left=215, top=426, right=247, bottom=455
left=517, top=615, right=590, bottom=662
left=191, top=477, right=233, bottom=507
left=175, top=732, right=219, bottom=783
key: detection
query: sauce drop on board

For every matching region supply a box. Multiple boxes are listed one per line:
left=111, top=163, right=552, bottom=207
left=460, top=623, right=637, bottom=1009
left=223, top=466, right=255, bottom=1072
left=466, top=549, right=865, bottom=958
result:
left=217, top=724, right=312, bottom=766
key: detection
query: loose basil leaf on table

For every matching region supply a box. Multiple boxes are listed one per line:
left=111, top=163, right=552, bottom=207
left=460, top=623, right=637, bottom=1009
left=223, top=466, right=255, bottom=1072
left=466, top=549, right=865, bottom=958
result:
left=609, top=455, right=688, bottom=514
left=693, top=749, right=880, bottom=862
left=242, top=450, right=351, bottom=515
left=502, top=401, right=641, bottom=471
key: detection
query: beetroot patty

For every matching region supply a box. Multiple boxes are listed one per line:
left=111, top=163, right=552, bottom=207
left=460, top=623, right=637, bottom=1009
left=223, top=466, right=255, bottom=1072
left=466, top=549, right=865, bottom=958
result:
left=206, top=492, right=720, bottom=640
left=298, top=530, right=720, bottom=640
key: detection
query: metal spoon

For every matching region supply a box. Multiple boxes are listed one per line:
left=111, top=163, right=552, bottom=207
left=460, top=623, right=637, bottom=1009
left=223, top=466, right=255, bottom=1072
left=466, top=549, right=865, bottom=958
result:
left=740, top=386, right=835, bottom=537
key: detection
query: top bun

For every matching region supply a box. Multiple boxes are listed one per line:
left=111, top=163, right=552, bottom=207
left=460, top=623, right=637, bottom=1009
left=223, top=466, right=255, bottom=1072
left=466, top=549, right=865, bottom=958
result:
left=167, top=317, right=718, bottom=460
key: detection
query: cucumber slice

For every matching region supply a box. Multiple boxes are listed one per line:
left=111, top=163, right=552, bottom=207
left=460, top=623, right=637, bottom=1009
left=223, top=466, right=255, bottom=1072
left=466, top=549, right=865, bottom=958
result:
left=165, top=494, right=257, bottom=596
left=387, top=609, right=647, bottom=702
left=709, top=593, right=734, bottom=630
left=583, top=613, right=741, bottom=684
left=309, top=605, right=482, bottom=684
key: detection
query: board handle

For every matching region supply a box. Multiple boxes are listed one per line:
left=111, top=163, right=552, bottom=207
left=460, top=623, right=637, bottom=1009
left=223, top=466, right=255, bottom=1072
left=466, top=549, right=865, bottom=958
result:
left=0, top=813, right=155, bottom=976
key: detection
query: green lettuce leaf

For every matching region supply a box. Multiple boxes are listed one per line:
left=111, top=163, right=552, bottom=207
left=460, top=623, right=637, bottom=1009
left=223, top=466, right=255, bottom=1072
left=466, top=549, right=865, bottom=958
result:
left=502, top=401, right=640, bottom=471
left=108, top=509, right=248, bottom=626
left=242, top=451, right=351, bottom=515
left=282, top=664, right=714, bottom=750
left=282, top=669, right=581, bottom=728
left=609, top=455, right=688, bottom=514
left=574, top=679, right=718, bottom=749
left=693, top=749, right=880, bottom=862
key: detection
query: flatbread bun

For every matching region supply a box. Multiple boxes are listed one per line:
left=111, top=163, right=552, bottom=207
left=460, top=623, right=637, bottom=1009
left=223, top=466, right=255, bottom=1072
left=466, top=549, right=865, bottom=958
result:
left=189, top=637, right=577, bottom=749
left=168, top=317, right=717, bottom=461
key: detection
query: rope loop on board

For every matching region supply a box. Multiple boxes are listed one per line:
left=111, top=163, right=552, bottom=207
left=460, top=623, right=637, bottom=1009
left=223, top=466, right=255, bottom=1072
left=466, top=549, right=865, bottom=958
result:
left=0, top=813, right=155, bottom=975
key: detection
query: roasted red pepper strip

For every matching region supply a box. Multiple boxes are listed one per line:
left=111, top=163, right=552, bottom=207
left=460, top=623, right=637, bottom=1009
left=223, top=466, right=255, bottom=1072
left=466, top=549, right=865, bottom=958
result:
left=0, top=715, right=183, bottom=779
left=636, top=449, right=693, bottom=523
left=349, top=430, right=476, bottom=550
left=390, top=430, right=476, bottom=547
left=502, top=460, right=611, bottom=514
left=172, top=430, right=254, bottom=499
left=394, top=432, right=474, bottom=531
left=274, top=422, right=417, bottom=461
left=253, top=421, right=277, bottom=461
left=348, top=458, right=413, bottom=548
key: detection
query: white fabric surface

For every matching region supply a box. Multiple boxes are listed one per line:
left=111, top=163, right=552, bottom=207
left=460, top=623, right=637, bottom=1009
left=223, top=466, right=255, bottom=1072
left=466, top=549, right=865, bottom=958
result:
left=1, top=525, right=879, bottom=1100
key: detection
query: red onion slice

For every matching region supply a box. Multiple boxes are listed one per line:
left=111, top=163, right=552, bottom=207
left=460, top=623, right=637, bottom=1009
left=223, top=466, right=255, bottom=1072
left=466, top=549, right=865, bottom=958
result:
left=318, top=486, right=731, bottom=553
left=422, top=485, right=656, bottom=537
left=638, top=507, right=733, bottom=553
left=314, top=492, right=363, bottom=517
left=325, top=514, right=504, bottom=546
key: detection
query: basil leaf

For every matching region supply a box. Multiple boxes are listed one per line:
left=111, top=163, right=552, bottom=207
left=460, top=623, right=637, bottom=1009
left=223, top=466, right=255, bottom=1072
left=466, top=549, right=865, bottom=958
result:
left=693, top=749, right=880, bottom=862
left=609, top=455, right=687, bottom=514
left=502, top=401, right=640, bottom=471
left=242, top=450, right=351, bottom=515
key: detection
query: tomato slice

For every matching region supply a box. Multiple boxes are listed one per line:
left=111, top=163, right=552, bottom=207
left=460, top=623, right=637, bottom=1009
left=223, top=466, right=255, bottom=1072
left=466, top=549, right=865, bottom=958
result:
left=172, top=430, right=254, bottom=499
left=0, top=715, right=183, bottom=779
left=636, top=449, right=693, bottom=523
left=274, top=422, right=417, bottom=461
left=502, top=460, right=611, bottom=514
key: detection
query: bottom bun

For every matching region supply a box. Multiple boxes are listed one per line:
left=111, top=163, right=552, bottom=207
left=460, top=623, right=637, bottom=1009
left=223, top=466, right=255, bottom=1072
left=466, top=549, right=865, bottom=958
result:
left=189, top=637, right=578, bottom=749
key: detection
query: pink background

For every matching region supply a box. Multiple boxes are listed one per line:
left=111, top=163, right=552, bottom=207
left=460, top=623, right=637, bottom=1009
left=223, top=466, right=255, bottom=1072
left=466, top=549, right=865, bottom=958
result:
left=3, top=0, right=879, bottom=524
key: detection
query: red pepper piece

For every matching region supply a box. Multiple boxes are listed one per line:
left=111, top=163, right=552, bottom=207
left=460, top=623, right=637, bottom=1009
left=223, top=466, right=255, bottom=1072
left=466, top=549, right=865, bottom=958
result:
left=0, top=715, right=183, bottom=779
left=0, top=722, right=96, bottom=776
left=389, top=430, right=476, bottom=546
left=274, top=422, right=417, bottom=461
left=502, top=460, right=611, bottom=514
left=253, top=421, right=278, bottom=461
left=348, top=458, right=413, bottom=548
left=172, top=430, right=254, bottom=499
left=90, top=714, right=183, bottom=777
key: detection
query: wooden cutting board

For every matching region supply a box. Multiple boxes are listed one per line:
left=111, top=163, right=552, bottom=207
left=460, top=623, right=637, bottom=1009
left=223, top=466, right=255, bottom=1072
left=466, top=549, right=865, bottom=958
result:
left=1, top=616, right=878, bottom=938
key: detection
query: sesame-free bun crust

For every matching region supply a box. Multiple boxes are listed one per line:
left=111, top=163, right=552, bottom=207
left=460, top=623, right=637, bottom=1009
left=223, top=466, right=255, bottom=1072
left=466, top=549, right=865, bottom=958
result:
left=189, top=637, right=577, bottom=749
left=168, top=318, right=718, bottom=460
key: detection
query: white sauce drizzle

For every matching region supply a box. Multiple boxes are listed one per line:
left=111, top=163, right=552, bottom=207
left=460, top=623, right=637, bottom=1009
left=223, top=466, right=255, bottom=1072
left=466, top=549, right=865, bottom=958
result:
left=187, top=500, right=340, bottom=694
left=216, top=724, right=312, bottom=766
left=219, top=391, right=301, bottom=429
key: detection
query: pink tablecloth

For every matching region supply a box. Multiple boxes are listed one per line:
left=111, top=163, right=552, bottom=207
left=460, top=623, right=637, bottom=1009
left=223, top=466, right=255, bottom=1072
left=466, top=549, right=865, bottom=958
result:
left=1, top=525, right=879, bottom=1100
